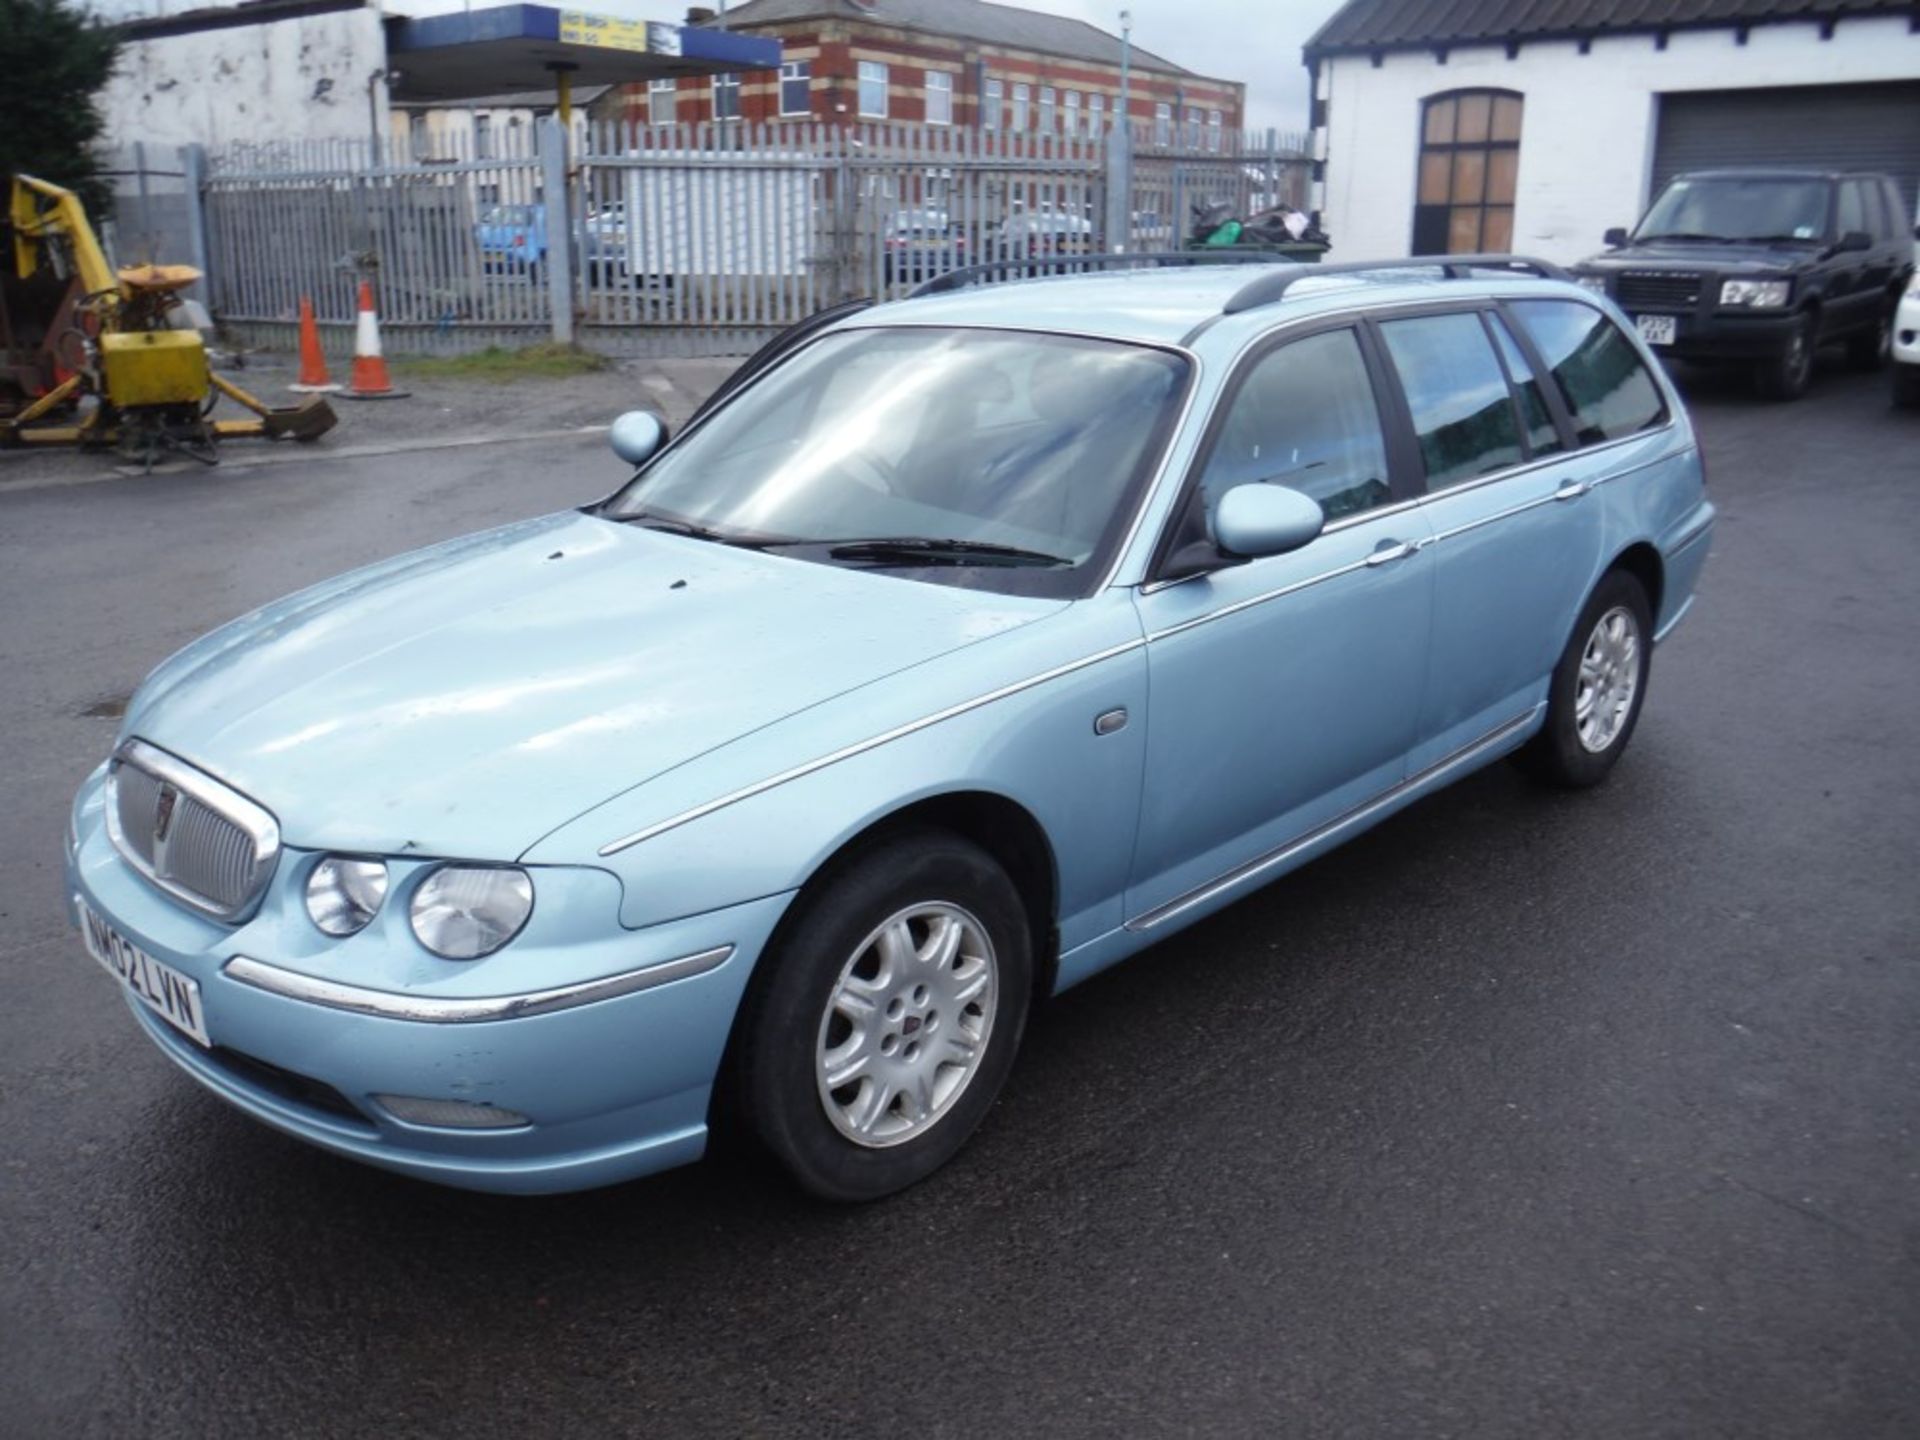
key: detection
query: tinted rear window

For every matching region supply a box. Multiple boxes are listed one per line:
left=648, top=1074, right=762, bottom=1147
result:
left=1509, top=301, right=1667, bottom=445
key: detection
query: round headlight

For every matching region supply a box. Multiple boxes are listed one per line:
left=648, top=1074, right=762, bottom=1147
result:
left=409, top=865, right=534, bottom=960
left=306, top=856, right=390, bottom=937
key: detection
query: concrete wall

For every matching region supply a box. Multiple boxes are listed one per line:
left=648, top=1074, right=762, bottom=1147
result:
left=100, top=8, right=391, bottom=153
left=1315, top=15, right=1920, bottom=264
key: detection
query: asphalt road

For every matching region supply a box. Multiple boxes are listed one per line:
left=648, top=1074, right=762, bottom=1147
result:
left=1, top=360, right=1915, bottom=1439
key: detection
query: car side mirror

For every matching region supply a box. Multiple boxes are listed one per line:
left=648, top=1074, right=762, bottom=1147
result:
left=1836, top=230, right=1873, bottom=254
left=1215, top=483, right=1325, bottom=560
left=1603, top=226, right=1629, bottom=248
left=610, top=410, right=667, bottom=466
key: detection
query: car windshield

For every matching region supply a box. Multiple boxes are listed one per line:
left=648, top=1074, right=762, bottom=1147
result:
left=602, top=327, right=1190, bottom=597
left=1635, top=177, right=1831, bottom=243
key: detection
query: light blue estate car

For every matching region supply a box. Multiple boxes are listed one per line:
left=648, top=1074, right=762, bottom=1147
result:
left=66, top=255, right=1715, bottom=1201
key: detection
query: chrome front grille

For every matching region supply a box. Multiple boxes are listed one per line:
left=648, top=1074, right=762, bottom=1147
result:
left=1617, top=271, right=1702, bottom=311
left=106, top=740, right=281, bottom=921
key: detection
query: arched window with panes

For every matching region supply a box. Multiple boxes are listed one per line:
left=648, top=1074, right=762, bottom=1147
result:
left=1413, top=90, right=1522, bottom=255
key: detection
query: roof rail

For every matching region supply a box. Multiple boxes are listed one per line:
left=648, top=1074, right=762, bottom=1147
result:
left=907, top=249, right=1299, bottom=299
left=1221, top=253, right=1572, bottom=316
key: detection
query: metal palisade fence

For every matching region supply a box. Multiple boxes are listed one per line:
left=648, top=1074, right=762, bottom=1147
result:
left=186, top=120, right=1308, bottom=357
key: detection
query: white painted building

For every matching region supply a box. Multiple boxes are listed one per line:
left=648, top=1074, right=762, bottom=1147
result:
left=1304, top=0, right=1920, bottom=265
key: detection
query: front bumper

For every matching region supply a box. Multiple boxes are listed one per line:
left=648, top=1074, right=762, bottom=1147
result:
left=1895, top=292, right=1920, bottom=367
left=1641, top=310, right=1802, bottom=363
left=66, top=769, right=791, bottom=1194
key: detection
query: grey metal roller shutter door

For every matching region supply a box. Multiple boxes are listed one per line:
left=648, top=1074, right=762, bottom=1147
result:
left=1652, top=83, right=1920, bottom=223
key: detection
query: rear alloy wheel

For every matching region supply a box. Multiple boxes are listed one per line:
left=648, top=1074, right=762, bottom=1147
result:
left=734, top=829, right=1032, bottom=1201
left=1755, top=312, right=1815, bottom=400
left=1847, top=307, right=1893, bottom=372
left=1514, top=570, right=1653, bottom=789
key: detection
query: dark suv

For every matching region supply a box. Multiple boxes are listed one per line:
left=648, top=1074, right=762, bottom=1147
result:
left=1573, top=169, right=1914, bottom=399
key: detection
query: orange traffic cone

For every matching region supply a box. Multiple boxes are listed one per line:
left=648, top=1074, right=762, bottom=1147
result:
left=342, top=280, right=407, bottom=400
left=289, top=295, right=341, bottom=393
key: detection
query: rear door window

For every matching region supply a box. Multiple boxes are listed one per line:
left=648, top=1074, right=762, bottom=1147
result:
left=1484, top=312, right=1564, bottom=457
left=1509, top=300, right=1667, bottom=444
left=1378, top=311, right=1524, bottom=488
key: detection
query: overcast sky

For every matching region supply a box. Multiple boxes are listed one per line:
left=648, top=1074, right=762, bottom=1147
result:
left=1010, top=0, right=1348, bottom=135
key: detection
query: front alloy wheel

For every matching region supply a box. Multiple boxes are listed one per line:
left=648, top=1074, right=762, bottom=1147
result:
left=816, top=903, right=997, bottom=1147
left=733, top=828, right=1032, bottom=1201
left=1756, top=313, right=1815, bottom=400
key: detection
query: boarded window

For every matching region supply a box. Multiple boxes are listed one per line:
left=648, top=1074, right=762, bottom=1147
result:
left=1413, top=90, right=1522, bottom=255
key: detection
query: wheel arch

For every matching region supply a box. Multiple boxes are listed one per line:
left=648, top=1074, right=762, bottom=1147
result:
left=791, top=789, right=1062, bottom=1002
left=1607, top=540, right=1664, bottom=624
left=704, top=787, right=1061, bottom=1142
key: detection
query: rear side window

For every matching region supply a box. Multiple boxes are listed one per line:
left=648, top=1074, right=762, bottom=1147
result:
left=1510, top=300, right=1667, bottom=444
left=1197, top=328, right=1392, bottom=521
left=1378, top=311, right=1523, bottom=488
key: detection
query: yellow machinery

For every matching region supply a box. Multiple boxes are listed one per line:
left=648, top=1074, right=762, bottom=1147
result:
left=3, top=174, right=335, bottom=467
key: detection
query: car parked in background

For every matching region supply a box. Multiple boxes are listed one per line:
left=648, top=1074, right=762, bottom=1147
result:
left=1894, top=270, right=1920, bottom=408
left=1573, top=169, right=1913, bottom=399
left=66, top=254, right=1713, bottom=1202
left=881, top=209, right=965, bottom=284
left=994, top=210, right=1093, bottom=263
left=475, top=202, right=547, bottom=281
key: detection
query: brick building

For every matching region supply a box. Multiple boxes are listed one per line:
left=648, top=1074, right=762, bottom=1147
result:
left=624, top=0, right=1245, bottom=146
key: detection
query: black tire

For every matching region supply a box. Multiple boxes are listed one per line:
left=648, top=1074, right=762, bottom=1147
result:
left=1894, top=362, right=1920, bottom=409
left=1514, top=570, right=1654, bottom=789
left=1846, top=306, right=1893, bottom=372
left=732, top=828, right=1033, bottom=1202
left=1754, top=311, right=1815, bottom=400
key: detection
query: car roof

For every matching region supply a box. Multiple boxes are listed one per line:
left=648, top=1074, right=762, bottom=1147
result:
left=857, top=262, right=1598, bottom=350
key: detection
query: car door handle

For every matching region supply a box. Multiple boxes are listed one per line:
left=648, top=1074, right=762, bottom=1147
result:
left=1365, top=539, right=1419, bottom=567
left=1553, top=480, right=1591, bottom=502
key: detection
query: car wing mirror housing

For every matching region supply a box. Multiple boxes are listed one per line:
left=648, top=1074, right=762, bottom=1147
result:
left=610, top=410, right=668, bottom=466
left=1603, top=226, right=1629, bottom=248
left=1836, top=230, right=1873, bottom=254
left=1215, top=483, right=1326, bottom=560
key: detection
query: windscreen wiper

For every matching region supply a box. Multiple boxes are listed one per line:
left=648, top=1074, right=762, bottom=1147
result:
left=611, top=511, right=772, bottom=548
left=1635, top=232, right=1731, bottom=243
left=779, top=537, right=1073, bottom=568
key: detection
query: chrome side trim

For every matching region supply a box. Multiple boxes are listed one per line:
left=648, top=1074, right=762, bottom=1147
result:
left=1125, top=706, right=1543, bottom=933
left=1653, top=594, right=1696, bottom=645
left=1138, top=444, right=1693, bottom=624
left=596, top=637, right=1149, bottom=856
left=222, top=946, right=735, bottom=1023
left=1143, top=549, right=1397, bottom=643
left=1667, top=508, right=1714, bottom=555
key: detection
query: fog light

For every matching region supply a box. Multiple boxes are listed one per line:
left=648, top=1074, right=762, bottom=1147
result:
left=373, top=1094, right=530, bottom=1129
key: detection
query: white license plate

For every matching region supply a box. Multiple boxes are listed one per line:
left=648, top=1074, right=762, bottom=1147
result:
left=1636, top=314, right=1677, bottom=347
left=78, top=899, right=211, bottom=1048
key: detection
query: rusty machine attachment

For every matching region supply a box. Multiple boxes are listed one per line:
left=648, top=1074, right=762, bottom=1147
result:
left=3, top=174, right=336, bottom=469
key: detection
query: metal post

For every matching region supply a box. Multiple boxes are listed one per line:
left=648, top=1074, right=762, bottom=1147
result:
left=1104, top=119, right=1132, bottom=253
left=1107, top=9, right=1134, bottom=252
left=132, top=141, right=152, bottom=262
left=541, top=117, right=576, bottom=343
left=180, top=144, right=211, bottom=297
